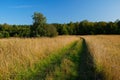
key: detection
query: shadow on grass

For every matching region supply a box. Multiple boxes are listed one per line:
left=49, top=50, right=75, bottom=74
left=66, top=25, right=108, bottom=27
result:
left=78, top=38, right=104, bottom=80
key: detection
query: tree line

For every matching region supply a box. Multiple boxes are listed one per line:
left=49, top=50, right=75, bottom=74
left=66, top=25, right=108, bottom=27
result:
left=0, top=12, right=120, bottom=38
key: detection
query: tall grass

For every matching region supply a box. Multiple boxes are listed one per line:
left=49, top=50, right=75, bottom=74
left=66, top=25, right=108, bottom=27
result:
left=45, top=40, right=83, bottom=80
left=0, top=36, right=79, bottom=79
left=83, top=35, right=120, bottom=80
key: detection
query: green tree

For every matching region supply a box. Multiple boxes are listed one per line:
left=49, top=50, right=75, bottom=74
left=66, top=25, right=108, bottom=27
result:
left=67, top=22, right=75, bottom=35
left=0, top=31, right=10, bottom=38
left=46, top=24, right=58, bottom=37
left=33, top=12, right=46, bottom=25
left=0, top=33, right=3, bottom=38
left=61, top=24, right=68, bottom=35
left=31, top=12, right=47, bottom=37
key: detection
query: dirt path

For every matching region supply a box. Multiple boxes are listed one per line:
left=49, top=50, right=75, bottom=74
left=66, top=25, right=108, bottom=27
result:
left=45, top=38, right=104, bottom=80
left=78, top=38, right=104, bottom=80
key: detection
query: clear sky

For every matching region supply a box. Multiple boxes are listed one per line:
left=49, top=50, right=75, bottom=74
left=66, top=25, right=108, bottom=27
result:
left=0, top=0, right=120, bottom=24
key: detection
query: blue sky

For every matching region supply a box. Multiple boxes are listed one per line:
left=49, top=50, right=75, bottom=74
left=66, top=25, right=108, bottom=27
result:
left=0, top=0, right=120, bottom=24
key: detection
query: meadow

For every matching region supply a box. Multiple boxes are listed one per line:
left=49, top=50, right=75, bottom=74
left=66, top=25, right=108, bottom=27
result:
left=0, top=36, right=79, bottom=80
left=0, top=35, right=120, bottom=80
left=83, top=35, right=120, bottom=80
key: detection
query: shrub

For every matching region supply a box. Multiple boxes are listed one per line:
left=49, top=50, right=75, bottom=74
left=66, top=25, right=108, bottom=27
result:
left=46, top=25, right=58, bottom=37
left=0, top=31, right=10, bottom=38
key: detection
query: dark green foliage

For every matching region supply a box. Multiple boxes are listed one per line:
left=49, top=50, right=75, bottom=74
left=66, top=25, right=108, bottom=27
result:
left=32, top=12, right=46, bottom=26
left=0, top=31, right=10, bottom=38
left=67, top=22, right=74, bottom=35
left=31, top=12, right=47, bottom=37
left=30, top=24, right=47, bottom=37
left=31, top=12, right=58, bottom=37
left=0, top=33, right=3, bottom=38
left=55, top=24, right=68, bottom=35
left=46, top=24, right=58, bottom=37
left=0, top=24, right=31, bottom=38
left=61, top=24, right=69, bottom=35
left=18, top=27, right=30, bottom=37
left=54, top=20, right=120, bottom=35
left=0, top=12, right=119, bottom=38
left=2, top=31, right=10, bottom=37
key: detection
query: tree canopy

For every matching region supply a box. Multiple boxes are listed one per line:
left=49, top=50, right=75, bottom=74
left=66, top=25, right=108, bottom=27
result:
left=0, top=12, right=119, bottom=38
left=31, top=12, right=58, bottom=37
left=33, top=12, right=46, bottom=26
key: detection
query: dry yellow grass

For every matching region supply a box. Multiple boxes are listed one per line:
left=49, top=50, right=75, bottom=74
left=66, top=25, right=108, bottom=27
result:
left=83, top=35, right=120, bottom=80
left=0, top=36, right=79, bottom=79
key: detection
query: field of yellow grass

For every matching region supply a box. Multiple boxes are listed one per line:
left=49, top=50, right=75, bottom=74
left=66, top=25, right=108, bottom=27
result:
left=0, top=36, right=79, bottom=79
left=0, top=35, right=120, bottom=80
left=83, top=35, right=120, bottom=80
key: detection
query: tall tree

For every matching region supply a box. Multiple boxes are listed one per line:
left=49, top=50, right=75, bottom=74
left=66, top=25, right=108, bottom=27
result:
left=31, top=12, right=47, bottom=37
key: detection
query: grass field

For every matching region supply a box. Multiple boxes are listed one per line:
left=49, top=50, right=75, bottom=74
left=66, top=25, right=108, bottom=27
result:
left=0, top=35, right=120, bottom=80
left=83, top=35, right=120, bottom=80
left=0, top=36, right=79, bottom=80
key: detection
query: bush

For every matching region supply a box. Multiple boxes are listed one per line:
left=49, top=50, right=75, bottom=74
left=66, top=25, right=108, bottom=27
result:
left=0, top=33, right=3, bottom=38
left=0, top=31, right=10, bottom=38
left=46, top=25, right=58, bottom=37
